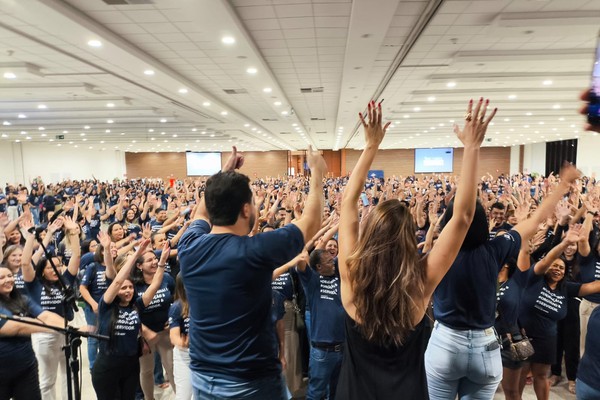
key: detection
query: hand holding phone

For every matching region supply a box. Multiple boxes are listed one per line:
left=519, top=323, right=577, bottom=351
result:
left=360, top=193, right=369, bottom=207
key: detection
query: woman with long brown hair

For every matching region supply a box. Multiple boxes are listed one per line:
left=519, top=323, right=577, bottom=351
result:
left=336, top=98, right=495, bottom=399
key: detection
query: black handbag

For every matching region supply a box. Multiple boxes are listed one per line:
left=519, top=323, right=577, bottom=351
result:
left=507, top=332, right=534, bottom=361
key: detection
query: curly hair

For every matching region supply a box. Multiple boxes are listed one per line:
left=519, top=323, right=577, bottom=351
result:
left=346, top=199, right=424, bottom=346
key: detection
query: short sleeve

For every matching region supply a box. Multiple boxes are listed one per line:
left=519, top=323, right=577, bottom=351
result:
left=565, top=282, right=582, bottom=298
left=179, top=219, right=211, bottom=250
left=249, top=224, right=304, bottom=269
left=26, top=296, right=44, bottom=318
left=168, top=302, right=182, bottom=329
left=80, top=263, right=96, bottom=286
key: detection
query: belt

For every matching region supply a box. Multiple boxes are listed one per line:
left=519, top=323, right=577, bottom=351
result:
left=311, top=342, right=343, bottom=352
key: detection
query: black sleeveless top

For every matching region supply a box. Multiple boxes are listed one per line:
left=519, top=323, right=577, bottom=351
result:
left=335, top=312, right=430, bottom=400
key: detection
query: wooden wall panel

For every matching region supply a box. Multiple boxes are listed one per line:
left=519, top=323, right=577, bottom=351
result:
left=220, top=150, right=288, bottom=179
left=125, top=147, right=511, bottom=180
left=344, top=147, right=511, bottom=178
left=125, top=152, right=186, bottom=181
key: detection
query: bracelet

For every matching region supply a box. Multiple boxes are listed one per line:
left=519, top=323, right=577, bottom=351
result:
left=157, top=264, right=166, bottom=268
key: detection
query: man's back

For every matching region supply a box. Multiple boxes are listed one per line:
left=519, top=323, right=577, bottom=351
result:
left=179, top=219, right=304, bottom=379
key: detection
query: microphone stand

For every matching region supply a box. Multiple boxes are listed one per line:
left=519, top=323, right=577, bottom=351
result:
left=0, top=313, right=108, bottom=400
left=33, top=227, right=89, bottom=400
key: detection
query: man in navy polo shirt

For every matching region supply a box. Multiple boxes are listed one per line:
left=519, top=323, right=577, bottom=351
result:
left=178, top=146, right=327, bottom=400
left=297, top=249, right=345, bottom=400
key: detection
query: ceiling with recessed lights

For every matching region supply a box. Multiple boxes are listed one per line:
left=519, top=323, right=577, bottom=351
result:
left=0, top=0, right=599, bottom=153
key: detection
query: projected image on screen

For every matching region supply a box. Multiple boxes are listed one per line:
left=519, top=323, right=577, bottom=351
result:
left=185, top=152, right=222, bottom=176
left=414, top=148, right=454, bottom=173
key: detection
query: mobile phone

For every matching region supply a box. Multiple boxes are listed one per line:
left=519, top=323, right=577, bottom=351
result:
left=589, top=31, right=600, bottom=125
left=360, top=193, right=369, bottom=206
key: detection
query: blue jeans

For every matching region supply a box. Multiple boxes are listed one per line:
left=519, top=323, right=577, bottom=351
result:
left=577, top=379, right=600, bottom=400
left=191, top=371, right=287, bottom=400
left=306, top=346, right=343, bottom=400
left=30, top=207, right=40, bottom=226
left=83, top=305, right=99, bottom=370
left=425, top=321, right=502, bottom=400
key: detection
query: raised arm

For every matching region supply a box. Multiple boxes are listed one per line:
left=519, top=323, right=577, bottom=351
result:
left=511, top=164, right=580, bottom=243
left=533, top=225, right=581, bottom=275
left=339, top=101, right=390, bottom=288
left=290, top=146, right=327, bottom=244
left=103, top=239, right=149, bottom=305
left=62, top=216, right=81, bottom=277
left=578, top=205, right=596, bottom=257
left=423, top=98, right=496, bottom=297
left=141, top=242, right=169, bottom=307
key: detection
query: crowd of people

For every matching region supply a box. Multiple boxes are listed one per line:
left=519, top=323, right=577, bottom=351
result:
left=0, top=92, right=599, bottom=400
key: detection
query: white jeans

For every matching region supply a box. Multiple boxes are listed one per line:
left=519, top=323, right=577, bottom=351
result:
left=580, top=298, right=600, bottom=357
left=32, top=332, right=68, bottom=400
left=173, top=347, right=193, bottom=400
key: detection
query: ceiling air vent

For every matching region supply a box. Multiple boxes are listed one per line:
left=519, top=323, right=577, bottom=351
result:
left=310, top=117, right=326, bottom=121
left=223, top=88, right=248, bottom=94
left=262, top=118, right=278, bottom=122
left=300, top=87, right=324, bottom=93
left=102, top=0, right=153, bottom=4
left=280, top=132, right=292, bottom=135
left=316, top=131, right=327, bottom=134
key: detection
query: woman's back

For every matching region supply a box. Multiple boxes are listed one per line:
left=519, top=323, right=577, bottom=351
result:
left=336, top=313, right=430, bottom=400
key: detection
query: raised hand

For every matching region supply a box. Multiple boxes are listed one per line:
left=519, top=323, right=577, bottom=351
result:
left=454, top=98, right=497, bottom=148
left=223, top=146, right=245, bottom=172
left=97, top=231, right=112, bottom=249
left=359, top=100, right=390, bottom=146
left=306, top=145, right=327, bottom=176
left=63, top=215, right=78, bottom=231
left=160, top=241, right=171, bottom=264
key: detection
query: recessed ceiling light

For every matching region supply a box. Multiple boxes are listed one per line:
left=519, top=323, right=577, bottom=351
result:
left=106, top=103, right=115, bottom=108
left=281, top=111, right=288, bottom=115
left=203, top=101, right=211, bottom=107
left=62, top=130, right=68, bottom=134
left=413, top=107, right=421, bottom=112
left=221, top=111, right=228, bottom=116
left=508, top=94, right=517, bottom=100
left=37, top=104, right=47, bottom=109
left=3, top=72, right=16, bottom=79
left=2, top=121, right=10, bottom=126
left=121, top=132, right=125, bottom=135
left=172, top=134, right=178, bottom=137
left=107, top=119, right=114, bottom=124
left=161, top=132, right=165, bottom=135
left=105, top=129, right=111, bottom=133
left=526, top=112, right=533, bottom=116
left=192, top=128, right=197, bottom=132
left=243, top=123, right=250, bottom=127
left=20, top=131, right=26, bottom=135
left=160, top=118, right=167, bottom=123
left=251, top=128, right=257, bottom=131
left=403, top=114, right=410, bottom=119
left=446, top=82, right=456, bottom=88
left=263, top=87, right=272, bottom=93
left=17, top=114, right=26, bottom=119
left=559, top=117, right=565, bottom=121
left=210, top=134, right=215, bottom=137
left=87, top=39, right=102, bottom=47
left=80, top=133, right=85, bottom=136
left=274, top=101, right=282, bottom=106
left=427, top=96, right=436, bottom=102
left=0, top=134, right=7, bottom=138
left=38, top=127, right=45, bottom=131
left=178, top=88, right=188, bottom=94
left=84, top=125, right=90, bottom=129
left=246, top=67, right=258, bottom=74
left=222, top=36, right=235, bottom=45
left=543, top=80, right=553, bottom=86
left=552, top=104, right=561, bottom=109
left=148, top=129, right=154, bottom=132
left=144, top=70, right=155, bottom=76
left=150, top=138, right=155, bottom=141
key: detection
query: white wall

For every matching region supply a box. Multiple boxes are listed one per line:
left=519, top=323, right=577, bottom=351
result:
left=509, top=145, right=520, bottom=175
left=0, top=143, right=126, bottom=185
left=577, top=135, right=600, bottom=177
left=522, top=142, right=546, bottom=175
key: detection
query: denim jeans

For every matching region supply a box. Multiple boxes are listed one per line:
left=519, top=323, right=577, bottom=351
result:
left=306, top=346, right=343, bottom=400
left=425, top=321, right=502, bottom=400
left=191, top=371, right=288, bottom=400
left=576, top=379, right=600, bottom=400
left=83, top=305, right=99, bottom=370
left=173, top=347, right=192, bottom=400
left=30, top=207, right=40, bottom=225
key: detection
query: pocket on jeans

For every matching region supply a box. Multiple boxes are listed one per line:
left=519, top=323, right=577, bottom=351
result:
left=310, top=348, right=327, bottom=362
left=482, top=347, right=502, bottom=379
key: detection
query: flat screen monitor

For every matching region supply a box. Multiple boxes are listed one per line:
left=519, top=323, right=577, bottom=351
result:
left=414, top=148, right=454, bottom=173
left=185, top=152, right=222, bottom=176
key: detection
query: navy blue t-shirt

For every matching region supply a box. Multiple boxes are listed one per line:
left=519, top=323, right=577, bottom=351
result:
left=168, top=300, right=190, bottom=336
left=87, top=214, right=101, bottom=241
left=578, top=253, right=600, bottom=303
left=0, top=296, right=43, bottom=373
left=518, top=270, right=581, bottom=337
left=271, top=271, right=294, bottom=301
left=434, top=230, right=522, bottom=329
left=578, top=306, right=600, bottom=390
left=298, top=266, right=345, bottom=344
left=97, top=295, right=145, bottom=357
left=25, top=270, right=76, bottom=320
left=178, top=219, right=304, bottom=380
left=272, top=290, right=286, bottom=324
left=81, top=263, right=111, bottom=303
left=135, top=273, right=175, bottom=332
left=14, top=270, right=27, bottom=295
left=495, top=268, right=530, bottom=336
